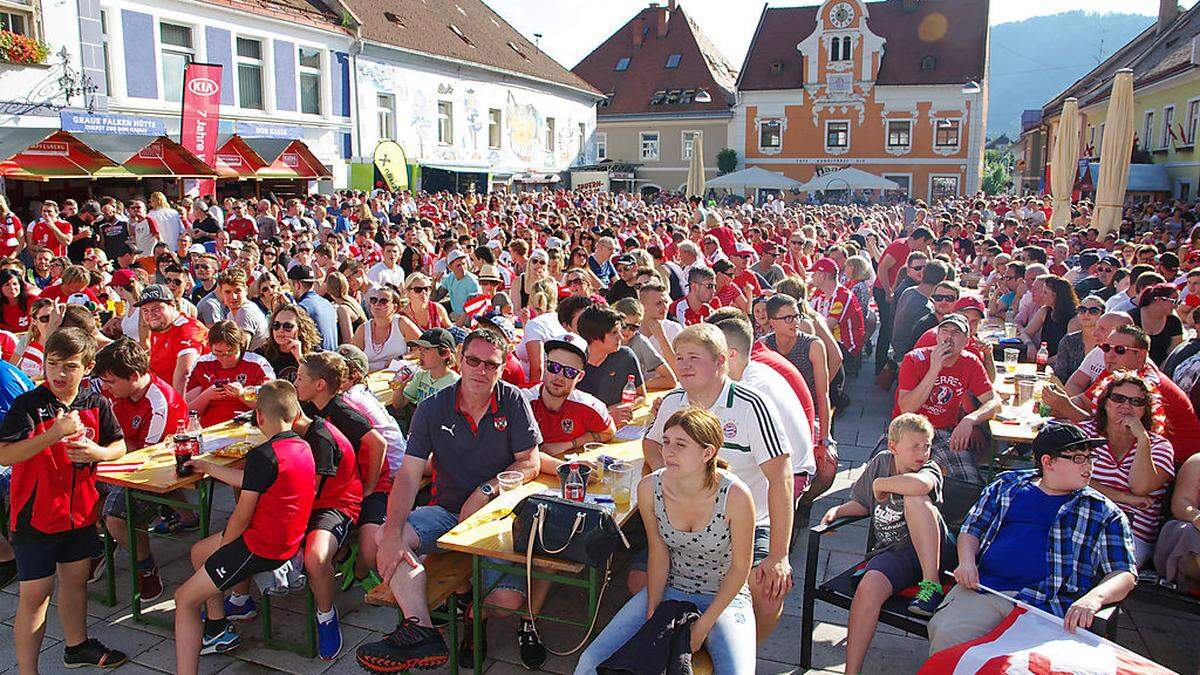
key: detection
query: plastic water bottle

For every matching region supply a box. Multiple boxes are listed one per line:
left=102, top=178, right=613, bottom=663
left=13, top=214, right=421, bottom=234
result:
left=187, top=410, right=204, bottom=455
left=621, top=375, right=637, bottom=404
left=563, top=462, right=586, bottom=502
left=1036, top=342, right=1049, bottom=369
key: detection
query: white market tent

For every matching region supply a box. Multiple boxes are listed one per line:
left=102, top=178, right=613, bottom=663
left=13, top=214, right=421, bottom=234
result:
left=706, top=166, right=801, bottom=190
left=795, top=167, right=900, bottom=193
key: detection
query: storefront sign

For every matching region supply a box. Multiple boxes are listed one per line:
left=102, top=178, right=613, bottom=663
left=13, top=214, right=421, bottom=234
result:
left=23, top=141, right=69, bottom=156
left=220, top=120, right=303, bottom=139
left=181, top=62, right=223, bottom=197
left=216, top=153, right=243, bottom=168
left=138, top=141, right=164, bottom=159
left=610, top=171, right=635, bottom=180
left=282, top=153, right=300, bottom=168
left=59, top=111, right=166, bottom=136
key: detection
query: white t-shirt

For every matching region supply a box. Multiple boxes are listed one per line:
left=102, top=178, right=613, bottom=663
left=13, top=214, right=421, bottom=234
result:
left=646, top=378, right=792, bottom=526
left=342, top=383, right=407, bottom=472
left=515, top=312, right=565, bottom=367
left=368, top=261, right=406, bottom=289
left=741, top=361, right=814, bottom=478
left=1106, top=292, right=1136, bottom=314
left=648, top=319, right=682, bottom=359
left=1074, top=347, right=1108, bottom=385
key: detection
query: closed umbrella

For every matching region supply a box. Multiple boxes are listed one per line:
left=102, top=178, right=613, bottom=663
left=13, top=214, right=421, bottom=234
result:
left=1050, top=97, right=1080, bottom=230
left=1094, top=69, right=1136, bottom=237
left=685, top=134, right=705, bottom=198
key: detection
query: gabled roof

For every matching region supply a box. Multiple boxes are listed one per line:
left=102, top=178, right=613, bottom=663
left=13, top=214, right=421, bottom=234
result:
left=205, top=0, right=349, bottom=33
left=737, top=0, right=989, bottom=91
left=571, top=3, right=738, bottom=116
left=342, top=0, right=599, bottom=97
left=1044, top=4, right=1200, bottom=117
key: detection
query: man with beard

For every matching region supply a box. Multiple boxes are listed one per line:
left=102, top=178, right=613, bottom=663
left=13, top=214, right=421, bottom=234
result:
left=135, top=284, right=208, bottom=394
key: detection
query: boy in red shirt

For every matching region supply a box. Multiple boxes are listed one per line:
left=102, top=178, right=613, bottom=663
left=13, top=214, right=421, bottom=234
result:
left=27, top=200, right=72, bottom=258
left=0, top=328, right=129, bottom=670
left=173, top=381, right=316, bottom=672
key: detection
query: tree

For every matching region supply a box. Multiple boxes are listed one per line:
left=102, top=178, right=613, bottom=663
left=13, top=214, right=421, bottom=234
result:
left=982, top=148, right=1011, bottom=195
left=716, top=148, right=738, bottom=175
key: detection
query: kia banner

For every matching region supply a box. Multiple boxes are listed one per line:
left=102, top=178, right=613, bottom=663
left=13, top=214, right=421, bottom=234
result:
left=180, top=63, right=223, bottom=198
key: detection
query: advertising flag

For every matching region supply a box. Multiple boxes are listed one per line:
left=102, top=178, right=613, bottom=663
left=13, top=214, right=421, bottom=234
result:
left=180, top=63, right=223, bottom=198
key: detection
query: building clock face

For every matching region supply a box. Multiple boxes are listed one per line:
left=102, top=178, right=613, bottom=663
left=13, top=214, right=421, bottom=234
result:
left=830, top=2, right=855, bottom=28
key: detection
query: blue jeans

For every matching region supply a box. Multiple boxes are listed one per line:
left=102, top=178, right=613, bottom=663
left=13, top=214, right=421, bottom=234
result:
left=573, top=587, right=756, bottom=675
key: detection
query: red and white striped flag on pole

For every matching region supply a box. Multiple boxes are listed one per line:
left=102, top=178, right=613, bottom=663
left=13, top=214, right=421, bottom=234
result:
left=920, top=587, right=1176, bottom=674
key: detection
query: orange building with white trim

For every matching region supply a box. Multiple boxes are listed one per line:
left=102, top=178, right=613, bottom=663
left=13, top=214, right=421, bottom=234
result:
left=731, top=0, right=989, bottom=201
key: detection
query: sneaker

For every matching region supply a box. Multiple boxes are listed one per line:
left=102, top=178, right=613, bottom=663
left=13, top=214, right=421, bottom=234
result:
left=458, top=618, right=487, bottom=664
left=908, top=579, right=945, bottom=618
left=0, top=560, right=17, bottom=589
left=224, top=595, right=258, bottom=621
left=138, top=565, right=164, bottom=603
left=151, top=510, right=200, bottom=536
left=517, top=618, right=546, bottom=670
left=430, top=595, right=467, bottom=629
left=62, top=638, right=127, bottom=669
left=87, top=554, right=105, bottom=584
left=200, top=625, right=241, bottom=655
left=316, top=608, right=343, bottom=662
left=356, top=617, right=449, bottom=673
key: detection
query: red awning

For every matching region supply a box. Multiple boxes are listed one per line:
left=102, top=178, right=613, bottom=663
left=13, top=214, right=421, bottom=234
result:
left=0, top=130, right=119, bottom=180
left=213, top=134, right=269, bottom=178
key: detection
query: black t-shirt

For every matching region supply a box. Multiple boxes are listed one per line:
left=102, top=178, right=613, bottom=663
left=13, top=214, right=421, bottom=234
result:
left=302, top=396, right=372, bottom=452
left=606, top=279, right=639, bottom=304
left=242, top=437, right=279, bottom=494
left=1131, top=307, right=1184, bottom=366
left=261, top=350, right=300, bottom=382
left=192, top=216, right=221, bottom=242
left=579, top=346, right=644, bottom=406
left=95, top=216, right=131, bottom=262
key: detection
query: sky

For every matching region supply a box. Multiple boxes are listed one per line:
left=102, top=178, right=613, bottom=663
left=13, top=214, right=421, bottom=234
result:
left=487, top=0, right=1199, bottom=70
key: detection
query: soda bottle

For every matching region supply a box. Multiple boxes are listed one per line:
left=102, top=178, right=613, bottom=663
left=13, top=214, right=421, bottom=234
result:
left=621, top=375, right=637, bottom=404
left=563, top=462, right=586, bottom=502
left=187, top=410, right=204, bottom=453
left=173, top=420, right=193, bottom=477
left=1036, top=342, right=1049, bottom=369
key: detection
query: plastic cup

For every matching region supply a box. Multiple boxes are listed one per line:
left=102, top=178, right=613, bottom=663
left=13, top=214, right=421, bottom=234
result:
left=1017, top=379, right=1034, bottom=407
left=608, top=461, right=634, bottom=507
left=1004, top=348, right=1019, bottom=375
left=1004, top=322, right=1018, bottom=339
left=497, top=470, right=523, bottom=493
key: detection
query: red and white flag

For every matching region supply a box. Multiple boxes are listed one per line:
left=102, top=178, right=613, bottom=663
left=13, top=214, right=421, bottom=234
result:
left=180, top=62, right=223, bottom=199
left=921, top=589, right=1175, bottom=675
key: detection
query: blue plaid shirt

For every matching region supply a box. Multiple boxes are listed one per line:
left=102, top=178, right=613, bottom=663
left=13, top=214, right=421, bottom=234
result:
left=960, top=470, right=1136, bottom=616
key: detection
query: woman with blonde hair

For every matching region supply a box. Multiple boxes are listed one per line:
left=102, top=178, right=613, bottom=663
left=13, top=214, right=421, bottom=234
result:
left=148, top=191, right=184, bottom=253
left=353, top=285, right=418, bottom=371
left=399, top=273, right=449, bottom=331
left=324, top=271, right=367, bottom=344
left=9, top=297, right=53, bottom=378
left=512, top=248, right=551, bottom=318
left=845, top=255, right=877, bottom=351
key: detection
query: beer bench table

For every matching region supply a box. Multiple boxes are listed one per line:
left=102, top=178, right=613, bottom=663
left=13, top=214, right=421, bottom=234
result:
left=364, top=552, right=473, bottom=672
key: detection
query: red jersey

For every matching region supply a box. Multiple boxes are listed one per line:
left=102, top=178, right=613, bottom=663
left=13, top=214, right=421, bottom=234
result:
left=522, top=385, right=613, bottom=445
left=107, top=374, right=188, bottom=451
left=913, top=328, right=989, bottom=366
left=874, top=237, right=912, bottom=290
left=225, top=217, right=257, bottom=241
left=303, top=417, right=362, bottom=522
left=669, top=296, right=721, bottom=326
left=148, top=315, right=208, bottom=384
left=502, top=351, right=528, bottom=389
left=0, top=329, right=16, bottom=360
left=240, top=431, right=317, bottom=560
left=29, top=219, right=71, bottom=257
left=185, top=352, right=275, bottom=426
left=0, top=302, right=30, bottom=332
left=0, top=213, right=22, bottom=257
left=732, top=270, right=762, bottom=298
left=894, top=347, right=991, bottom=430
left=811, top=285, right=866, bottom=355
left=0, top=385, right=124, bottom=539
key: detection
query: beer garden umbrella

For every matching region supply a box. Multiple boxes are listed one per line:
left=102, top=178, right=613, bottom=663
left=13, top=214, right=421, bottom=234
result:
left=685, top=133, right=705, bottom=198
left=1050, top=97, right=1080, bottom=230
left=1094, top=69, right=1136, bottom=237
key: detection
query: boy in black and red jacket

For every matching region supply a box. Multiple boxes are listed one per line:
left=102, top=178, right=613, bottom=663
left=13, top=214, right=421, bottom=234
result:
left=173, top=380, right=316, bottom=675
left=0, top=328, right=129, bottom=671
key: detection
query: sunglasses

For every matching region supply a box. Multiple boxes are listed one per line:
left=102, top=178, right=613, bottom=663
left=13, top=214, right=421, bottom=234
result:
left=909, top=265, right=925, bottom=272
left=1099, top=343, right=1144, bottom=355
left=271, top=321, right=296, bottom=331
left=409, top=286, right=431, bottom=294
left=166, top=278, right=185, bottom=287
left=35, top=314, right=50, bottom=323
left=623, top=322, right=640, bottom=332
left=932, top=294, right=957, bottom=303
left=1079, top=305, right=1104, bottom=315
left=368, top=296, right=392, bottom=305
left=545, top=359, right=583, bottom=379
left=463, top=354, right=503, bottom=372
left=1107, top=392, right=1148, bottom=407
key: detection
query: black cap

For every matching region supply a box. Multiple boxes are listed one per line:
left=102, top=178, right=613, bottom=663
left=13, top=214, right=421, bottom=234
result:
left=1031, top=422, right=1106, bottom=465
left=1099, top=255, right=1122, bottom=268
left=134, top=284, right=174, bottom=307
left=286, top=264, right=315, bottom=282
left=408, top=327, right=454, bottom=351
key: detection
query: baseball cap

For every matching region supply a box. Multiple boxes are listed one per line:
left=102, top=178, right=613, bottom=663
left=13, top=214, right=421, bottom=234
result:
left=615, top=254, right=636, bottom=267
left=336, top=344, right=370, bottom=378
left=109, top=269, right=137, bottom=289
left=810, top=257, right=839, bottom=276
left=733, top=243, right=756, bottom=257
left=286, top=265, right=316, bottom=282
left=1030, top=422, right=1106, bottom=465
left=478, top=313, right=517, bottom=343
left=529, top=249, right=549, bottom=263
left=446, top=250, right=468, bottom=266
left=544, top=332, right=588, bottom=363
left=1099, top=254, right=1122, bottom=268
left=952, top=296, right=986, bottom=318
left=135, top=284, right=174, bottom=307
left=187, top=243, right=207, bottom=255
left=938, top=313, right=970, bottom=334
left=712, top=259, right=736, bottom=275
left=408, top=327, right=454, bottom=351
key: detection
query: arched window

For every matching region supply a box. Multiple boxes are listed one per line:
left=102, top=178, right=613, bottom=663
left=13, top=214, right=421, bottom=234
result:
left=842, top=36, right=852, bottom=59
left=831, top=37, right=841, bottom=61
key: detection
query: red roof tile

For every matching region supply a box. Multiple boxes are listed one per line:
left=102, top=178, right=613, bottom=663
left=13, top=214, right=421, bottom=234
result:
left=737, top=0, right=989, bottom=91
left=571, top=4, right=737, bottom=117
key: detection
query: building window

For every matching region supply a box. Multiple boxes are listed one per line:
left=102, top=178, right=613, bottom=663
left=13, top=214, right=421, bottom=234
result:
left=235, top=37, right=264, bottom=110
left=883, top=174, right=911, bottom=195
left=831, top=36, right=851, bottom=61
left=825, top=121, right=850, bottom=149
left=639, top=131, right=659, bottom=161
left=488, top=108, right=502, bottom=149
left=545, top=117, right=555, bottom=152
left=377, top=93, right=395, bottom=140
left=842, top=36, right=851, bottom=59
left=1098, top=123, right=1105, bottom=154
left=682, top=130, right=701, bottom=160
left=1143, top=111, right=1154, bottom=150
left=665, top=53, right=681, bottom=69
left=1162, top=105, right=1175, bottom=149
left=578, top=122, right=586, bottom=157
left=1188, top=100, right=1200, bottom=144
left=930, top=175, right=960, bottom=200
left=1088, top=125, right=1096, bottom=153
left=298, top=47, right=322, bottom=115
left=0, top=0, right=35, bottom=37
left=99, top=9, right=111, bottom=94
left=160, top=22, right=193, bottom=104
left=934, top=119, right=960, bottom=148
left=759, top=119, right=781, bottom=149
left=887, top=120, right=911, bottom=148
left=614, top=57, right=630, bottom=71
left=437, top=100, right=453, bottom=144
left=594, top=132, right=607, bottom=161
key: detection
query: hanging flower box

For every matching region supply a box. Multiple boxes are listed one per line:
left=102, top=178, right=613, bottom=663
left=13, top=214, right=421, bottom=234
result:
left=0, top=30, right=50, bottom=66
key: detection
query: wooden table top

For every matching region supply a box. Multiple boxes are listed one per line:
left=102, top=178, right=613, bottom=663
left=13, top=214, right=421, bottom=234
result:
left=96, top=420, right=259, bottom=494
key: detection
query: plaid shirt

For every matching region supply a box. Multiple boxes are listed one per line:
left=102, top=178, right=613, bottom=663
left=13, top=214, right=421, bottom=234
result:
left=960, top=469, right=1136, bottom=616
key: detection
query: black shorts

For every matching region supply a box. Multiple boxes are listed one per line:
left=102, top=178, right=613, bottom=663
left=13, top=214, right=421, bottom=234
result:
left=307, top=508, right=354, bottom=548
left=14, top=527, right=102, bottom=582
left=358, top=491, right=387, bottom=526
left=204, top=536, right=287, bottom=591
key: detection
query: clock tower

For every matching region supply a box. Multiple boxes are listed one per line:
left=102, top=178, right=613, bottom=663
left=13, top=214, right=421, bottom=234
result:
left=795, top=0, right=886, bottom=127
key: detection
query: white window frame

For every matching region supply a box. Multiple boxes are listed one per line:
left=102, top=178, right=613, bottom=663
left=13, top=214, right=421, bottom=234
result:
left=758, top=119, right=782, bottom=152
left=1098, top=123, right=1105, bottom=154
left=99, top=9, right=111, bottom=94
left=159, top=21, right=195, bottom=104
left=1162, top=105, right=1175, bottom=149
left=545, top=116, right=555, bottom=152
left=681, top=130, right=701, bottom=160
left=1143, top=110, right=1155, bottom=150
left=488, top=108, right=502, bottom=149
left=234, top=36, right=265, bottom=111
left=437, top=100, right=453, bottom=145
left=594, top=132, right=607, bottom=161
left=886, top=119, right=911, bottom=151
left=639, top=131, right=660, bottom=161
left=0, top=0, right=38, bottom=39
left=933, top=118, right=960, bottom=150
left=1187, top=98, right=1200, bottom=145
left=1178, top=180, right=1192, bottom=200
left=377, top=93, right=396, bottom=141
left=882, top=173, right=912, bottom=196
left=296, top=46, right=323, bottom=116
left=824, top=119, right=850, bottom=154
left=929, top=173, right=961, bottom=200
left=577, top=122, right=586, bottom=158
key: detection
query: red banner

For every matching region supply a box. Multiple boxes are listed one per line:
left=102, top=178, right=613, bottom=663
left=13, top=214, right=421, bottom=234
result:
left=180, top=62, right=222, bottom=198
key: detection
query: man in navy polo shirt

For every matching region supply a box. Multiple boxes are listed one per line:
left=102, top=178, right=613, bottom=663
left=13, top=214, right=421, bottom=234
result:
left=357, top=329, right=541, bottom=673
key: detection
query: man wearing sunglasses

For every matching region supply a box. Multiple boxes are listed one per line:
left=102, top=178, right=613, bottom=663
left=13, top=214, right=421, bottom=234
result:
left=889, top=259, right=949, bottom=370
left=928, top=422, right=1136, bottom=655
left=872, top=227, right=933, bottom=375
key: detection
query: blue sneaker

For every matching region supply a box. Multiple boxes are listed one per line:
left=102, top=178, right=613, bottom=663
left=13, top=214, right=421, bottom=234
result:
left=317, top=607, right=343, bottom=661
left=151, top=510, right=200, bottom=535
left=201, top=625, right=241, bottom=655
left=908, top=579, right=945, bottom=618
left=224, top=595, right=258, bottom=621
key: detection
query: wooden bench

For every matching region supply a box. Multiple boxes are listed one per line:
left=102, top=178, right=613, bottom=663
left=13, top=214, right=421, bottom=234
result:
left=692, top=648, right=713, bottom=674
left=365, top=552, right=473, bottom=673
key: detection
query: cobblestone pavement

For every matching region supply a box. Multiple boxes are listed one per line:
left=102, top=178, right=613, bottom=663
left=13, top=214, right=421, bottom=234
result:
left=2, top=366, right=1196, bottom=674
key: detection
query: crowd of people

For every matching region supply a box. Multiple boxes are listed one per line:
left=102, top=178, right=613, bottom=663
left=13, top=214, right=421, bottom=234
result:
left=0, top=185, right=1195, bottom=675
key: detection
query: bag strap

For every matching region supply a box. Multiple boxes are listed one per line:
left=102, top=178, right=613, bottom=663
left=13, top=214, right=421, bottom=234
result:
left=523, top=504, right=610, bottom=656
left=536, top=504, right=586, bottom=555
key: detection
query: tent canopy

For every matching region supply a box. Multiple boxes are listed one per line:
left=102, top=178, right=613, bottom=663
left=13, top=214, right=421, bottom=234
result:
left=706, top=166, right=801, bottom=190
left=91, top=136, right=216, bottom=178
left=0, top=128, right=58, bottom=162
left=255, top=139, right=331, bottom=179
left=214, top=135, right=270, bottom=178
left=0, top=130, right=118, bottom=180
left=1085, top=163, right=1171, bottom=193
left=796, top=167, right=900, bottom=193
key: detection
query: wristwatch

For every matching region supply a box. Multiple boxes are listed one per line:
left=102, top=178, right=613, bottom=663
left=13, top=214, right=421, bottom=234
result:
left=479, top=483, right=497, bottom=499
